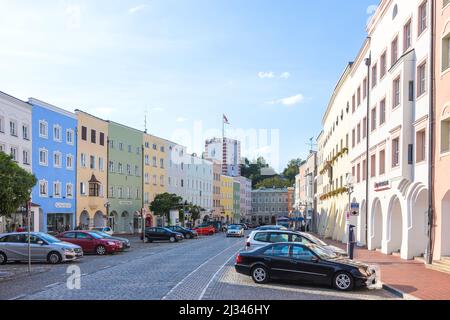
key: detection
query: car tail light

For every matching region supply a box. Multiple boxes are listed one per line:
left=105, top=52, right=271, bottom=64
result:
left=236, top=254, right=242, bottom=264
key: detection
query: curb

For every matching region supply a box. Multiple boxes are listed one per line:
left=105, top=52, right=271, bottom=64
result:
left=381, top=283, right=420, bottom=300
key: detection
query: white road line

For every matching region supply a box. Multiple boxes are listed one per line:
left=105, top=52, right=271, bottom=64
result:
left=45, top=282, right=61, bottom=288
left=198, top=247, right=242, bottom=300
left=8, top=294, right=26, bottom=301
left=162, top=241, right=243, bottom=300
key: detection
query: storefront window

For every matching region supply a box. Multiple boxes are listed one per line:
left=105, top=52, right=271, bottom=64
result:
left=47, top=214, right=72, bottom=234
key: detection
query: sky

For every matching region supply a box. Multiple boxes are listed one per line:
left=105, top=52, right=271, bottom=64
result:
left=0, top=0, right=379, bottom=172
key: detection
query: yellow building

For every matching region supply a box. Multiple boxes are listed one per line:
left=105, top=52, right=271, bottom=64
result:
left=75, top=110, right=109, bottom=229
left=220, top=175, right=233, bottom=223
left=143, top=133, right=168, bottom=227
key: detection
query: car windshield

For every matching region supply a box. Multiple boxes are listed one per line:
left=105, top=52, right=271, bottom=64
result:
left=87, top=232, right=103, bottom=239
left=228, top=225, right=240, bottom=230
left=96, top=231, right=111, bottom=238
left=303, top=233, right=328, bottom=246
left=307, top=244, right=338, bottom=260
left=38, top=233, right=62, bottom=244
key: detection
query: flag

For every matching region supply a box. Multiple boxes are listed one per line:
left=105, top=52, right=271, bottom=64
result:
left=223, top=114, right=230, bottom=124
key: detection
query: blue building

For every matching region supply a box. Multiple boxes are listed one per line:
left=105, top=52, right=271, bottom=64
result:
left=30, top=98, right=77, bottom=233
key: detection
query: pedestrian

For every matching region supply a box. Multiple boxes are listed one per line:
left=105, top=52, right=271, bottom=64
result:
left=16, top=225, right=25, bottom=232
left=65, top=224, right=70, bottom=231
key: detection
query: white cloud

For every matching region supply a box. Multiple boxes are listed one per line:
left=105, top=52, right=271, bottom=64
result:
left=176, top=117, right=188, bottom=123
left=128, top=4, right=148, bottom=15
left=92, top=107, right=115, bottom=117
left=151, top=107, right=164, bottom=112
left=258, top=72, right=275, bottom=79
left=280, top=72, right=291, bottom=79
left=66, top=5, right=81, bottom=30
left=268, top=94, right=305, bottom=106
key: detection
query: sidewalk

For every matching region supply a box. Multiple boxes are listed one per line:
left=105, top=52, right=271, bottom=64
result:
left=324, top=237, right=450, bottom=300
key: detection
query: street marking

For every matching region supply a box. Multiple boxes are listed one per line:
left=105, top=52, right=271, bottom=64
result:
left=162, top=241, right=243, bottom=300
left=45, top=282, right=61, bottom=288
left=198, top=247, right=242, bottom=300
left=8, top=294, right=26, bottom=301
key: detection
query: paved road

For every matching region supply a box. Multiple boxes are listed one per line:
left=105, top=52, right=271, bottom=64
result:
left=0, top=232, right=397, bottom=300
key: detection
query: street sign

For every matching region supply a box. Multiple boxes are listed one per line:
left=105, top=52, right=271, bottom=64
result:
left=350, top=203, right=360, bottom=217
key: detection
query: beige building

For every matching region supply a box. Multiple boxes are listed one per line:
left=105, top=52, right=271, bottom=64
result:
left=211, top=160, right=223, bottom=221
left=75, top=110, right=109, bottom=229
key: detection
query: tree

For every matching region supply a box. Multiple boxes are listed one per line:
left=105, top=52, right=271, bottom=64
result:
left=150, top=193, right=183, bottom=224
left=255, top=176, right=291, bottom=189
left=0, top=152, right=37, bottom=217
left=282, top=158, right=305, bottom=185
left=241, top=157, right=275, bottom=188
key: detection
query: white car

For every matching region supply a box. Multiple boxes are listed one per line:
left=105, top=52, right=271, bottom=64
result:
left=91, top=227, right=114, bottom=235
left=226, top=225, right=245, bottom=238
left=245, top=230, right=347, bottom=256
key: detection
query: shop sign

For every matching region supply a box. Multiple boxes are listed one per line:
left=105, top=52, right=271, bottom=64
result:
left=55, top=202, right=72, bottom=209
left=374, top=180, right=391, bottom=192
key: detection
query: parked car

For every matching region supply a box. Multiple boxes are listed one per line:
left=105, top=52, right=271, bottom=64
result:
left=0, top=232, right=83, bottom=265
left=255, top=225, right=288, bottom=231
left=90, top=227, right=114, bottom=235
left=245, top=230, right=347, bottom=257
left=88, top=230, right=131, bottom=250
left=193, top=225, right=216, bottom=236
left=167, top=226, right=198, bottom=239
left=235, top=242, right=375, bottom=291
left=226, top=225, right=245, bottom=238
left=56, top=231, right=122, bottom=255
left=145, top=227, right=184, bottom=243
left=246, top=223, right=256, bottom=229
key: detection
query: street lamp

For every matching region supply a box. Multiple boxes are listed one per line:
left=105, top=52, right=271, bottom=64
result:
left=346, top=174, right=354, bottom=258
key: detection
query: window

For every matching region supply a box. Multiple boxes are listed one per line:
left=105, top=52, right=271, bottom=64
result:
left=357, top=87, right=361, bottom=106
left=356, top=163, right=361, bottom=183
left=39, top=180, right=48, bottom=197
left=352, top=129, right=356, bottom=147
left=109, top=186, right=114, bottom=198
left=363, top=117, right=367, bottom=139
left=352, top=95, right=356, bottom=113
left=363, top=78, right=367, bottom=99
left=119, top=143, right=123, bottom=151
left=443, top=35, right=450, bottom=71
left=160, top=175, right=165, bottom=186
left=66, top=129, right=74, bottom=145
left=404, top=19, right=412, bottom=51
left=99, top=132, right=105, bottom=146
left=392, top=137, right=400, bottom=167
left=23, top=150, right=30, bottom=165
left=109, top=161, right=115, bottom=173
left=292, top=245, right=314, bottom=260
left=145, top=173, right=150, bottom=184
left=357, top=123, right=361, bottom=144
left=54, top=152, right=62, bottom=168
left=118, top=163, right=123, bottom=174
left=441, top=118, right=450, bottom=153
left=417, top=62, right=427, bottom=97
left=126, top=164, right=131, bottom=175
left=53, top=181, right=61, bottom=198
left=39, top=149, right=48, bottom=166
left=371, top=107, right=377, bottom=131
left=380, top=51, right=387, bottom=78
left=9, top=120, right=17, bottom=137
left=89, top=182, right=100, bottom=197
left=66, top=154, right=73, bottom=169
left=136, top=147, right=140, bottom=155
left=362, top=159, right=367, bottom=181
left=153, top=156, right=157, bottom=167
left=90, top=155, right=96, bottom=169
left=0, top=116, right=4, bottom=133
left=80, top=182, right=86, bottom=195
left=416, top=130, right=426, bottom=162
left=371, top=154, right=376, bottom=177
left=39, top=121, right=48, bottom=138
left=81, top=126, right=87, bottom=141
left=99, top=157, right=104, bottom=171
left=66, top=184, right=73, bottom=198
left=152, top=144, right=157, bottom=150
left=161, top=146, right=165, bottom=152
left=22, top=125, right=29, bottom=140
left=128, top=145, right=132, bottom=153
left=371, top=63, right=377, bottom=87
left=135, top=165, right=139, bottom=176
left=393, top=77, right=401, bottom=108
left=379, top=150, right=386, bottom=175
left=380, top=99, right=386, bottom=126
left=418, top=1, right=427, bottom=36
left=160, top=158, right=164, bottom=168
left=145, top=155, right=150, bottom=165
left=80, top=153, right=87, bottom=167
left=269, top=233, right=289, bottom=243
left=91, top=129, right=96, bottom=144
left=10, top=146, right=18, bottom=161
left=391, top=36, right=399, bottom=66
left=53, top=125, right=62, bottom=142
left=109, top=140, right=114, bottom=149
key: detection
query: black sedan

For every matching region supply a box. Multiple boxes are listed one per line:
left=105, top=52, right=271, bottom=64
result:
left=87, top=230, right=131, bottom=250
left=145, top=227, right=184, bottom=243
left=166, top=226, right=198, bottom=239
left=235, top=242, right=375, bottom=291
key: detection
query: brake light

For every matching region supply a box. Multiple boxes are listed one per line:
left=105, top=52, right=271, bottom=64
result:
left=236, top=254, right=242, bottom=264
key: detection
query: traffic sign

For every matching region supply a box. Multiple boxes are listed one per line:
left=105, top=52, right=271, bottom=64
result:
left=350, top=203, right=360, bottom=217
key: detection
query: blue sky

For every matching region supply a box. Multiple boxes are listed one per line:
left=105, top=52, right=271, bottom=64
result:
left=0, top=0, right=378, bottom=172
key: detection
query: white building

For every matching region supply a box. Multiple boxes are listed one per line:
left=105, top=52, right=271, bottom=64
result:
left=204, top=137, right=241, bottom=177
left=235, top=176, right=252, bottom=223
left=185, top=154, right=213, bottom=217
left=0, top=91, right=33, bottom=233
left=166, top=142, right=188, bottom=200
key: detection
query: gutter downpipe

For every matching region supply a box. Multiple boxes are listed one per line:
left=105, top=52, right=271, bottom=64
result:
left=365, top=38, right=372, bottom=248
left=427, top=0, right=436, bottom=265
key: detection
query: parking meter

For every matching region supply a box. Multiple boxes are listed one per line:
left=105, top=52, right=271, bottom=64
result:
left=348, top=225, right=356, bottom=260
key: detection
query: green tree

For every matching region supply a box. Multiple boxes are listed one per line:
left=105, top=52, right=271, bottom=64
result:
left=0, top=152, right=37, bottom=217
left=241, top=157, right=275, bottom=188
left=255, top=176, right=291, bottom=189
left=150, top=193, right=183, bottom=224
left=282, top=158, right=304, bottom=185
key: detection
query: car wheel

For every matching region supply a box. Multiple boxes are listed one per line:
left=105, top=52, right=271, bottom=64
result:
left=333, top=272, right=354, bottom=291
left=146, top=237, right=153, bottom=243
left=47, top=251, right=62, bottom=264
left=169, top=236, right=176, bottom=243
left=0, top=252, right=7, bottom=265
left=96, top=245, right=107, bottom=256
left=251, top=265, right=269, bottom=284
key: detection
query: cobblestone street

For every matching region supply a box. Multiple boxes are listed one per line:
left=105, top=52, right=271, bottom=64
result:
left=0, top=233, right=397, bottom=300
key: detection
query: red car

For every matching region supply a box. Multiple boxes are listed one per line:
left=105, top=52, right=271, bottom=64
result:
left=193, top=225, right=216, bottom=236
left=56, top=231, right=122, bottom=255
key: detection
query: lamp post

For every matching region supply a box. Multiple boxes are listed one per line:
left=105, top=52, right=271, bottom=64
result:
left=346, top=174, right=354, bottom=258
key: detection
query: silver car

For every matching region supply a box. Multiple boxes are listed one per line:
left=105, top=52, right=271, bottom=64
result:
left=0, top=232, right=83, bottom=265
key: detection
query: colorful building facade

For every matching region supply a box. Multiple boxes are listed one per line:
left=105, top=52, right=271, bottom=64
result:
left=220, top=175, right=233, bottom=223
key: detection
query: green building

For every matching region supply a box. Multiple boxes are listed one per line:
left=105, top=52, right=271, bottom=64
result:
left=107, top=121, right=143, bottom=234
left=233, top=181, right=241, bottom=224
